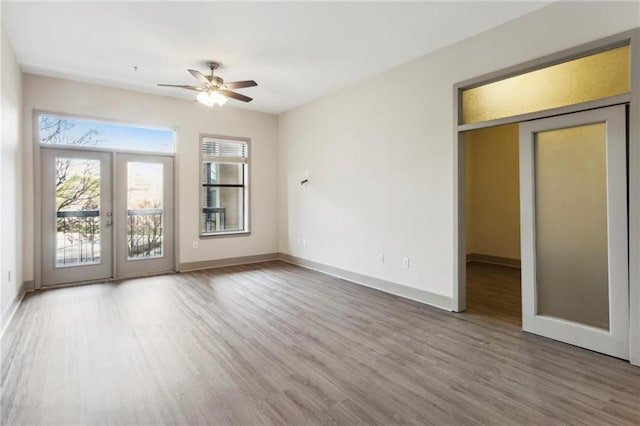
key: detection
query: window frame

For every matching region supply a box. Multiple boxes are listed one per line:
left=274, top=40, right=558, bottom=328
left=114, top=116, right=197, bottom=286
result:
left=199, top=134, right=250, bottom=237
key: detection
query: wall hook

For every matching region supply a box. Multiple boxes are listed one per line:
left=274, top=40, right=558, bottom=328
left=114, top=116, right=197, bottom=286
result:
left=300, top=179, right=309, bottom=186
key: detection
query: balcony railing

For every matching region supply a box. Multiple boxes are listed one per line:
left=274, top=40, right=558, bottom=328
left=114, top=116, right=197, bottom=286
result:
left=56, top=210, right=100, bottom=266
left=127, top=208, right=163, bottom=259
left=55, top=209, right=164, bottom=266
left=202, top=207, right=226, bottom=233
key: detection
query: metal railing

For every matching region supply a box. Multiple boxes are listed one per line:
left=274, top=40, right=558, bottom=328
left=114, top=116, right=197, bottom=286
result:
left=202, top=207, right=226, bottom=233
left=56, top=210, right=100, bottom=266
left=127, top=208, right=163, bottom=259
left=55, top=209, right=164, bottom=265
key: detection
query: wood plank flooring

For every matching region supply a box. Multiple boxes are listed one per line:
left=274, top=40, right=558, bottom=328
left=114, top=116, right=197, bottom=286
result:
left=466, top=261, right=522, bottom=326
left=2, top=261, right=639, bottom=425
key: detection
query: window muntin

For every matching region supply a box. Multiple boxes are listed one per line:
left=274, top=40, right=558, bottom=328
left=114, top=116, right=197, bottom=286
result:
left=39, top=114, right=175, bottom=153
left=461, top=45, right=630, bottom=124
left=200, top=136, right=249, bottom=235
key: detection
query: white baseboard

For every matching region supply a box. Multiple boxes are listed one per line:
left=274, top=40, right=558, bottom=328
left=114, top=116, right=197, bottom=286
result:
left=0, top=281, right=31, bottom=339
left=179, top=253, right=279, bottom=272
left=278, top=253, right=453, bottom=311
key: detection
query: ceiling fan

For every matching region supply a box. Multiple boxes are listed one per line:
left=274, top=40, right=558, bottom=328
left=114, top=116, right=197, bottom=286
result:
left=158, top=62, right=257, bottom=106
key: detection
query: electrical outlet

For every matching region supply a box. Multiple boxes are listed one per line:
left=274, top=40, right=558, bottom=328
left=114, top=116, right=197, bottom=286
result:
left=302, top=239, right=307, bottom=248
left=192, top=241, right=199, bottom=249
left=402, top=257, right=410, bottom=268
left=379, top=254, right=385, bottom=263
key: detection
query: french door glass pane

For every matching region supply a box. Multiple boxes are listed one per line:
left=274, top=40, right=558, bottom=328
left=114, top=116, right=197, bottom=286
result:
left=55, top=157, right=101, bottom=267
left=534, top=123, right=609, bottom=330
left=127, top=162, right=164, bottom=260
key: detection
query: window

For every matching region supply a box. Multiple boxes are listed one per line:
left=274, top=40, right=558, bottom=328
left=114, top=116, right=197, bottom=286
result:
left=200, top=136, right=249, bottom=236
left=39, top=113, right=175, bottom=153
left=461, top=44, right=630, bottom=124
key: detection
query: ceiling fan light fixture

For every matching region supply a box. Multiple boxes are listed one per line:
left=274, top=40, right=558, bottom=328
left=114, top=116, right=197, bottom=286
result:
left=196, top=90, right=227, bottom=107
left=212, top=91, right=227, bottom=106
left=159, top=63, right=256, bottom=106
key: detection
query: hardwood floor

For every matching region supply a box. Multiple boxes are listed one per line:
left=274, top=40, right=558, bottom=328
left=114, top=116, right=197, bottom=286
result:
left=2, top=261, right=639, bottom=425
left=466, top=261, right=522, bottom=326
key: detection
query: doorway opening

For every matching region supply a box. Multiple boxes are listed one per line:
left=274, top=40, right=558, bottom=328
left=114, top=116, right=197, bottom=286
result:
left=453, top=35, right=637, bottom=361
left=464, top=124, right=521, bottom=326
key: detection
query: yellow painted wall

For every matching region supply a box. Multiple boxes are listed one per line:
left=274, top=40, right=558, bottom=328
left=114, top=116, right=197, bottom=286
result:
left=465, top=124, right=520, bottom=260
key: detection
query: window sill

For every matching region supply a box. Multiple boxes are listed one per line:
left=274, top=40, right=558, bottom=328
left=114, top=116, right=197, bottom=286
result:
left=199, top=231, right=251, bottom=239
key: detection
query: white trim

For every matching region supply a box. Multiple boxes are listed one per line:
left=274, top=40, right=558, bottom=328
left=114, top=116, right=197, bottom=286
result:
left=173, top=135, right=181, bottom=274
left=0, top=282, right=30, bottom=340
left=279, top=253, right=453, bottom=311
left=179, top=253, right=278, bottom=271
left=452, top=81, right=465, bottom=312
left=33, top=111, right=43, bottom=290
left=39, top=143, right=176, bottom=158
left=627, top=29, right=640, bottom=366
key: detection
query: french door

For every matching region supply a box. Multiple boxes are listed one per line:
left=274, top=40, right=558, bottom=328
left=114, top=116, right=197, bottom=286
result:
left=519, top=105, right=629, bottom=359
left=41, top=149, right=113, bottom=285
left=41, top=148, right=174, bottom=286
left=114, top=154, right=174, bottom=277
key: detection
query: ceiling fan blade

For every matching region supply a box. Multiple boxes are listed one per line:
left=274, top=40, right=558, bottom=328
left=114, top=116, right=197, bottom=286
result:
left=188, top=69, right=211, bottom=85
left=223, top=80, right=258, bottom=89
left=219, top=90, right=253, bottom=102
left=158, top=84, right=204, bottom=91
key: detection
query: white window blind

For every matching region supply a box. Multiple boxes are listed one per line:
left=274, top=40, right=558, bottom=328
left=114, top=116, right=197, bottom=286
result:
left=201, top=137, right=248, bottom=162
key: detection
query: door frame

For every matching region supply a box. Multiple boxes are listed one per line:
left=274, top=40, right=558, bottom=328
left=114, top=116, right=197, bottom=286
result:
left=33, top=110, right=180, bottom=290
left=452, top=29, right=640, bottom=365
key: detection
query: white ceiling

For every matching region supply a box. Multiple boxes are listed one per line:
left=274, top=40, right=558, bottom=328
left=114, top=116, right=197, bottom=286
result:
left=2, top=1, right=551, bottom=114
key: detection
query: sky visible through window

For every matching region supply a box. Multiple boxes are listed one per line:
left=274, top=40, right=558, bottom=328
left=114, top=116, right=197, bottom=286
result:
left=39, top=114, right=175, bottom=153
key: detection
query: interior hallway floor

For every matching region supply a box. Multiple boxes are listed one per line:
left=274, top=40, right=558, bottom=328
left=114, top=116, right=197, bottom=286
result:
left=1, top=261, right=639, bottom=425
left=466, top=261, right=522, bottom=326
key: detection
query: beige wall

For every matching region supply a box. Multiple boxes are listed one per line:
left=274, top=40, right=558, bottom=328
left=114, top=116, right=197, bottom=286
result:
left=1, top=28, right=24, bottom=321
left=465, top=124, right=520, bottom=260
left=278, top=1, right=639, bottom=303
left=21, top=74, right=279, bottom=286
